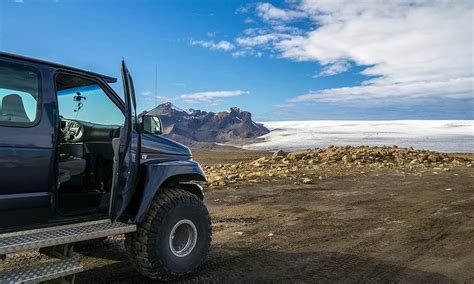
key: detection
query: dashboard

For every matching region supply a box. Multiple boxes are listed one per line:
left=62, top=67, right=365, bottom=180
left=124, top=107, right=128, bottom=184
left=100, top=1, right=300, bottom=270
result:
left=60, top=119, right=121, bottom=143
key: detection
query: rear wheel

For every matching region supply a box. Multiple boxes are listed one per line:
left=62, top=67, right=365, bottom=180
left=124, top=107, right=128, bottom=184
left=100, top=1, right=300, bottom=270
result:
left=125, top=188, right=212, bottom=280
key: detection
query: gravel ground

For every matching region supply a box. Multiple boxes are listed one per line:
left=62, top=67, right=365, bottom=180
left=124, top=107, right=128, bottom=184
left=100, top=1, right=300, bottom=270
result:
left=2, top=150, right=473, bottom=283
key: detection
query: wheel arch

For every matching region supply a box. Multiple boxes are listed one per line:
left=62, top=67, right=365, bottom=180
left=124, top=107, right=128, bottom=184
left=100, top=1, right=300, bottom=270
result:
left=130, top=160, right=207, bottom=223
left=161, top=176, right=205, bottom=200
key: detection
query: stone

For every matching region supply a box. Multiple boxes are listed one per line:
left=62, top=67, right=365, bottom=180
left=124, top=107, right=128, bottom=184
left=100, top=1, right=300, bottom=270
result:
left=272, top=150, right=287, bottom=159
left=427, top=154, right=439, bottom=162
left=208, top=175, right=224, bottom=183
left=201, top=146, right=472, bottom=190
left=227, top=174, right=239, bottom=180
left=252, top=157, right=268, bottom=165
left=287, top=151, right=306, bottom=160
left=342, top=155, right=353, bottom=163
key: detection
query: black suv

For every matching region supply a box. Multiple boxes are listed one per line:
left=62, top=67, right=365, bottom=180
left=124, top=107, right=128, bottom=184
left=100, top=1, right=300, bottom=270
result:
left=0, top=52, right=212, bottom=281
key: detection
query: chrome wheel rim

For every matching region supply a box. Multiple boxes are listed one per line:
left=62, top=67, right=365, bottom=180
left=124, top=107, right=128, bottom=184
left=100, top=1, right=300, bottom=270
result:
left=169, top=219, right=197, bottom=257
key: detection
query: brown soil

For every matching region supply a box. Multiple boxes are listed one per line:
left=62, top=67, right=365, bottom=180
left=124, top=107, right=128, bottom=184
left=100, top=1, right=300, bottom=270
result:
left=2, top=150, right=472, bottom=283
left=72, top=150, right=474, bottom=283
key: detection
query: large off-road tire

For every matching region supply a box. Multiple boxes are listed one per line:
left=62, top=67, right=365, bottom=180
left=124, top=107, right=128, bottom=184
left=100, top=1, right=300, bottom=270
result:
left=125, top=188, right=212, bottom=281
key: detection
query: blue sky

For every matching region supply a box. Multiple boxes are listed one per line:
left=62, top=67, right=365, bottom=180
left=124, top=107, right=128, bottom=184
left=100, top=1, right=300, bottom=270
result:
left=0, top=0, right=472, bottom=120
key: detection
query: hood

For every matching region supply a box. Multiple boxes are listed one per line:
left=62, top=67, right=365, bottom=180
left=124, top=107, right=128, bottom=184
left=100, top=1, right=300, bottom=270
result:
left=140, top=133, right=192, bottom=162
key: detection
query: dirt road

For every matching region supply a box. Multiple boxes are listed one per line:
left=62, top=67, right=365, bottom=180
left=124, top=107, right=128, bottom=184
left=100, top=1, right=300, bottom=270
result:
left=72, top=151, right=474, bottom=283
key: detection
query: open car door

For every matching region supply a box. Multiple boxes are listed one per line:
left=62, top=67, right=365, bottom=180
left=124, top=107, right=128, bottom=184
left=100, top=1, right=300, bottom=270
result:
left=110, top=60, right=141, bottom=221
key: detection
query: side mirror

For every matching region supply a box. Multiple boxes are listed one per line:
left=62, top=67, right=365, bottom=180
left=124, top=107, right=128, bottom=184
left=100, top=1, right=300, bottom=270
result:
left=141, top=115, right=163, bottom=135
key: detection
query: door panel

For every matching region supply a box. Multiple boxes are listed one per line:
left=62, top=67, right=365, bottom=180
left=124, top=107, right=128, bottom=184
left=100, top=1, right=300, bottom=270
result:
left=0, top=59, right=56, bottom=232
left=0, top=192, right=52, bottom=230
left=109, top=60, right=140, bottom=221
left=0, top=147, right=55, bottom=194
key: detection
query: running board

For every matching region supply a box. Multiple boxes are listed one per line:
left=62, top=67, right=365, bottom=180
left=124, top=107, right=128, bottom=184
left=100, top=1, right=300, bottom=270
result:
left=0, top=259, right=83, bottom=283
left=0, top=220, right=136, bottom=255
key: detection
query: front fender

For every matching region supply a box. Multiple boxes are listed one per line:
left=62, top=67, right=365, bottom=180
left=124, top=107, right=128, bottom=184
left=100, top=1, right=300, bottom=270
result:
left=132, top=160, right=207, bottom=223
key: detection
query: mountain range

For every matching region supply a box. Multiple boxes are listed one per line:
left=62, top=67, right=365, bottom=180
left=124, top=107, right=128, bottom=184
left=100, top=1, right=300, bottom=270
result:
left=146, top=102, right=270, bottom=145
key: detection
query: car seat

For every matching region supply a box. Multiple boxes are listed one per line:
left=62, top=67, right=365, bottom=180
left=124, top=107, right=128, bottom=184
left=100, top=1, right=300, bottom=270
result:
left=58, top=156, right=87, bottom=184
left=0, top=94, right=30, bottom=122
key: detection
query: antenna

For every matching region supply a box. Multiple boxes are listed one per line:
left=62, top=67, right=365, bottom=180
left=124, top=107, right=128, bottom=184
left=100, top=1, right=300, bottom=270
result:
left=154, top=64, right=158, bottom=106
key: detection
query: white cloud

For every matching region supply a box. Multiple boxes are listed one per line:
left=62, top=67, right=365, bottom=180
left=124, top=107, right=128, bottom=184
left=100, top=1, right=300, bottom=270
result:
left=190, top=39, right=235, bottom=51
left=241, top=0, right=474, bottom=107
left=232, top=50, right=262, bottom=58
left=139, top=91, right=170, bottom=106
left=236, top=3, right=254, bottom=14
left=289, top=77, right=473, bottom=107
left=314, top=61, right=351, bottom=77
left=155, top=96, right=171, bottom=102
left=256, top=3, right=306, bottom=22
left=13, top=0, right=24, bottom=3
left=244, top=17, right=255, bottom=24
left=236, top=33, right=290, bottom=47
left=178, top=90, right=249, bottom=105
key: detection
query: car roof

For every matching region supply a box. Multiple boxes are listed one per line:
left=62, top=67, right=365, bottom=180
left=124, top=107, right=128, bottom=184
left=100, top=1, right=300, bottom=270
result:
left=0, top=51, right=117, bottom=83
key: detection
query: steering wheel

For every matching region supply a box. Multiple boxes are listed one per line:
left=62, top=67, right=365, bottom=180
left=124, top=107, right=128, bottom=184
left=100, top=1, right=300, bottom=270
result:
left=61, top=119, right=82, bottom=142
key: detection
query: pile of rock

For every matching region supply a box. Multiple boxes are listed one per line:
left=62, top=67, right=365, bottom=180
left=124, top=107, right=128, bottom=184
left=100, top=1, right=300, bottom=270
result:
left=203, top=146, right=472, bottom=188
left=270, top=146, right=467, bottom=166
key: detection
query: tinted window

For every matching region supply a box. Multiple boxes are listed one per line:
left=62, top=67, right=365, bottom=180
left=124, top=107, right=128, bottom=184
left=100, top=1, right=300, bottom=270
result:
left=0, top=63, right=40, bottom=125
left=56, top=74, right=124, bottom=126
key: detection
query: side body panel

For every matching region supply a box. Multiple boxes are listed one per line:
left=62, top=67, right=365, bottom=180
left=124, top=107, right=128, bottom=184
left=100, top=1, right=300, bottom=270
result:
left=131, top=160, right=206, bottom=223
left=0, top=58, right=57, bottom=231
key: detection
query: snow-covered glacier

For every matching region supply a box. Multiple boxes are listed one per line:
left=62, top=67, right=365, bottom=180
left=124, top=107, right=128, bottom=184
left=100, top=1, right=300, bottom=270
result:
left=243, top=120, right=474, bottom=153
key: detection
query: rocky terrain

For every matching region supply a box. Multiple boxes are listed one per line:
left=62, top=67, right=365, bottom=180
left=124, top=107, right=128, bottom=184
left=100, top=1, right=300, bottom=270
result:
left=204, top=146, right=473, bottom=187
left=146, top=102, right=269, bottom=144
left=74, top=147, right=473, bottom=282
left=3, top=146, right=472, bottom=283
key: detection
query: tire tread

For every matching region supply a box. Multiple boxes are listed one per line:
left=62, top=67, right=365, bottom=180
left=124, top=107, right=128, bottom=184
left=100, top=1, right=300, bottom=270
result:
left=125, top=188, right=212, bottom=280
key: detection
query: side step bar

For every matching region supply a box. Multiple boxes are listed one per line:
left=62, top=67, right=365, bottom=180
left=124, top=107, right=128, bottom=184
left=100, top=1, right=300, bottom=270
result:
left=0, top=220, right=136, bottom=255
left=0, top=259, right=83, bottom=283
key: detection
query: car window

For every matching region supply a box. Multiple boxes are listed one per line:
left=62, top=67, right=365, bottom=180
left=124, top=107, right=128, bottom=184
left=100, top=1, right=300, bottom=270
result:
left=0, top=62, right=40, bottom=125
left=56, top=74, right=124, bottom=126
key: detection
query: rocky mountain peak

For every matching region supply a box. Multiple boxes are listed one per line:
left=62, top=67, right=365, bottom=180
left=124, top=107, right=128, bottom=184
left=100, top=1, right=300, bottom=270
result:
left=150, top=102, right=186, bottom=115
left=146, top=102, right=269, bottom=144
